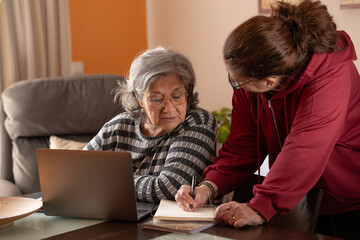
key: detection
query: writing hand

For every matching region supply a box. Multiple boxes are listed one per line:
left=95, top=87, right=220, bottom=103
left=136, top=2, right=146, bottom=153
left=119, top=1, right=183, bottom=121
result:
left=175, top=185, right=208, bottom=211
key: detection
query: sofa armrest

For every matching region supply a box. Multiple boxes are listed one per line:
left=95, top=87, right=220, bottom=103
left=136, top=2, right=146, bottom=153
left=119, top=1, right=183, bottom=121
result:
left=0, top=179, right=22, bottom=197
left=0, top=100, right=14, bottom=182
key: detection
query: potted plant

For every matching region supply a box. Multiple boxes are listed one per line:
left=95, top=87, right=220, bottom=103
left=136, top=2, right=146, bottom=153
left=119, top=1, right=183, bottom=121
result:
left=211, top=107, right=231, bottom=153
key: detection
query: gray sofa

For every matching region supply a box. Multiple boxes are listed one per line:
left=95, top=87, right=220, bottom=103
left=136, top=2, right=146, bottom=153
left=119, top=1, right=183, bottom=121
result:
left=0, top=74, right=124, bottom=196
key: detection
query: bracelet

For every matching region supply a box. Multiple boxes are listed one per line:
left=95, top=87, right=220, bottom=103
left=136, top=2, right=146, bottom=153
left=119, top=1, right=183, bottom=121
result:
left=198, top=181, right=215, bottom=204
left=205, top=190, right=212, bottom=206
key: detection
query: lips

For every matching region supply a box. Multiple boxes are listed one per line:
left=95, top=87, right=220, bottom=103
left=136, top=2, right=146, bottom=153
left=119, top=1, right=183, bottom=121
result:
left=162, top=117, right=177, bottom=122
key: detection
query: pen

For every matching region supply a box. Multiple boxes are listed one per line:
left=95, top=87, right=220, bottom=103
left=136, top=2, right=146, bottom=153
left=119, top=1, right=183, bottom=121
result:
left=189, top=176, right=196, bottom=211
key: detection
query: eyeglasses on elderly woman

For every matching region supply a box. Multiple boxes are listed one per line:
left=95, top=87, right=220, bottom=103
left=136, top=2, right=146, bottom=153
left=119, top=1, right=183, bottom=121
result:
left=145, top=92, right=188, bottom=110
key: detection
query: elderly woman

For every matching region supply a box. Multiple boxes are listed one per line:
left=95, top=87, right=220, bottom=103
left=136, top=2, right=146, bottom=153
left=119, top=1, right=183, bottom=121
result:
left=84, top=47, right=217, bottom=203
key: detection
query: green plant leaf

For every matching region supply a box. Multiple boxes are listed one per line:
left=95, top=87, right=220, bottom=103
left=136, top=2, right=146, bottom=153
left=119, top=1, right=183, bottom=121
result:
left=213, top=107, right=232, bottom=143
left=220, top=108, right=231, bottom=115
left=217, top=126, right=230, bottom=143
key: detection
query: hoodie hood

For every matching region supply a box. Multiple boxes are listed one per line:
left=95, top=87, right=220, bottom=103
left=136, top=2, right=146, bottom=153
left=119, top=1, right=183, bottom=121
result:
left=273, top=31, right=358, bottom=99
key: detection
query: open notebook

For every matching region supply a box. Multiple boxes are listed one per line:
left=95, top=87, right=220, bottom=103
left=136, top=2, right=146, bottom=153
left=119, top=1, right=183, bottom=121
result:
left=142, top=199, right=218, bottom=234
left=37, top=149, right=157, bottom=221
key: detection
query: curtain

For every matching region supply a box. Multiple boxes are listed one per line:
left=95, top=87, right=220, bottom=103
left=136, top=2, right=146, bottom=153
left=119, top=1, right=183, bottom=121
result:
left=0, top=0, right=72, bottom=92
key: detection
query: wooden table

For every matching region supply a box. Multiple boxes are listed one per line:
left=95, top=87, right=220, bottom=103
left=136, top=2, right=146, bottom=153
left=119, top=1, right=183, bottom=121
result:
left=1, top=192, right=341, bottom=240
left=44, top=216, right=341, bottom=240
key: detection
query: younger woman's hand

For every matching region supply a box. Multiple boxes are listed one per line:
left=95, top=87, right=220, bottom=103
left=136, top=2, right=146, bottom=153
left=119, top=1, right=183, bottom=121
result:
left=214, top=201, right=265, bottom=228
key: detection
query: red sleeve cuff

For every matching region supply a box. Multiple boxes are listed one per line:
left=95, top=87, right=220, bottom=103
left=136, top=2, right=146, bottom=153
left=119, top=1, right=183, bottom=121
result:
left=203, top=169, right=234, bottom=196
left=248, top=194, right=277, bottom=222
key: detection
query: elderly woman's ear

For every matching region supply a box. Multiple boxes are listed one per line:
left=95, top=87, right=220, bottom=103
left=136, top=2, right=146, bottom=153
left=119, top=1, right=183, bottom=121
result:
left=133, top=91, right=144, bottom=108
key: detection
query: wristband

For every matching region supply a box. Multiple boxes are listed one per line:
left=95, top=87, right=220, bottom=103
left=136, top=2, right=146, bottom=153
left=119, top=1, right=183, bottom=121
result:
left=198, top=181, right=215, bottom=204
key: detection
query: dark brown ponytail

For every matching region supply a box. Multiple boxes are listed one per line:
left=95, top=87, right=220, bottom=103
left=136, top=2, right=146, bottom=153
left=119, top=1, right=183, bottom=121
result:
left=223, top=0, right=345, bottom=82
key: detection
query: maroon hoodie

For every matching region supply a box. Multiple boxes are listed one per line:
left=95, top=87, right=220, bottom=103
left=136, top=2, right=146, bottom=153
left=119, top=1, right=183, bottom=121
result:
left=203, top=31, right=360, bottom=222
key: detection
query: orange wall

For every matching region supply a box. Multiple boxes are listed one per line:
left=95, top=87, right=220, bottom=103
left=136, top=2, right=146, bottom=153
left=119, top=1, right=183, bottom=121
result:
left=69, top=0, right=147, bottom=76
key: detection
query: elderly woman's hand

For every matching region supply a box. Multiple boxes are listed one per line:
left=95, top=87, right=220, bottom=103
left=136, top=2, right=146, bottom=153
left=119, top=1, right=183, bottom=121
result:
left=175, top=185, right=209, bottom=211
left=214, top=201, right=265, bottom=228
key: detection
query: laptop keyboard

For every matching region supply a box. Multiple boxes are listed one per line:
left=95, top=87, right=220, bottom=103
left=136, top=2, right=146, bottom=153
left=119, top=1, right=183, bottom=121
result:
left=136, top=202, right=158, bottom=219
left=137, top=209, right=149, bottom=214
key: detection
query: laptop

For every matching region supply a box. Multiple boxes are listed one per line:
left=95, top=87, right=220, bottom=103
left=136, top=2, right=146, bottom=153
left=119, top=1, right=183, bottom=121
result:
left=36, top=149, right=158, bottom=221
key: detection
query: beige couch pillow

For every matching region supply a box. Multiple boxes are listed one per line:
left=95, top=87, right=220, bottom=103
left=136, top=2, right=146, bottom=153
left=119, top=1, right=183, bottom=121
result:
left=49, top=135, right=88, bottom=150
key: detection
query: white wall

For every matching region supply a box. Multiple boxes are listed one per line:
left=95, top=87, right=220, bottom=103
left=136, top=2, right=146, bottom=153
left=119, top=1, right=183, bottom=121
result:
left=146, top=0, right=360, bottom=111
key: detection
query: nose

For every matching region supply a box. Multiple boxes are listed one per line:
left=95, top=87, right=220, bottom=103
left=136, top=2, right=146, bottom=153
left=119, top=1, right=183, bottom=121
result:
left=162, top=98, right=176, bottom=112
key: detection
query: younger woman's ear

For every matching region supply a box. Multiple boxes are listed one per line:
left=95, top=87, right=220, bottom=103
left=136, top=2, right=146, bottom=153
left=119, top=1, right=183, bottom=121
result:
left=263, top=77, right=277, bottom=86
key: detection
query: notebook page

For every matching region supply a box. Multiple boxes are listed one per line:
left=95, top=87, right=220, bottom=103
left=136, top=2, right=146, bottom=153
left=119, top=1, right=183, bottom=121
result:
left=153, top=199, right=215, bottom=221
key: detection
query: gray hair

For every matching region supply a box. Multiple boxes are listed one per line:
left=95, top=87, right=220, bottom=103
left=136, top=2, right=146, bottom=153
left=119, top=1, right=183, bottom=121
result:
left=114, top=47, right=199, bottom=118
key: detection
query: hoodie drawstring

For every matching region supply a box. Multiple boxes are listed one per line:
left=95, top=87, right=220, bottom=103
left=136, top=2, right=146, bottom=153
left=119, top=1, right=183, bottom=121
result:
left=257, top=94, right=261, bottom=183
left=284, top=96, right=289, bottom=135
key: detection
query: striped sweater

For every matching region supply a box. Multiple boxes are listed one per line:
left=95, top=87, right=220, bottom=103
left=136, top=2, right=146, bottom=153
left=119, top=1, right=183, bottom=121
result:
left=84, top=108, right=217, bottom=203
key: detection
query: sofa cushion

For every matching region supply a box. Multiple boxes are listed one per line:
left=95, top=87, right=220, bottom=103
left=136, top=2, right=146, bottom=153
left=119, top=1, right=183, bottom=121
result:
left=49, top=135, right=87, bottom=150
